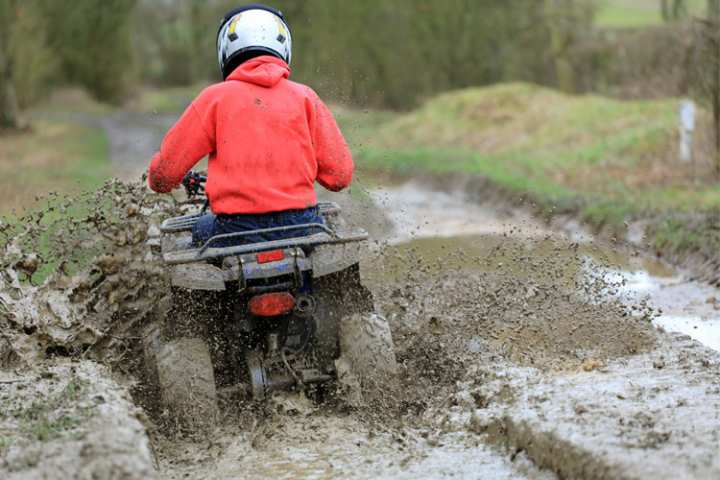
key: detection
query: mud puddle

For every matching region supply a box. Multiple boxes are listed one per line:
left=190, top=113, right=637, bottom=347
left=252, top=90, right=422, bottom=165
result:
left=371, top=180, right=720, bottom=352
left=369, top=181, right=553, bottom=243
left=597, top=266, right=720, bottom=351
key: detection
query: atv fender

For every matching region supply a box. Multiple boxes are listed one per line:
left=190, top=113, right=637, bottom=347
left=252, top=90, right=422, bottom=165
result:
left=170, top=263, right=225, bottom=291
left=311, top=242, right=363, bottom=278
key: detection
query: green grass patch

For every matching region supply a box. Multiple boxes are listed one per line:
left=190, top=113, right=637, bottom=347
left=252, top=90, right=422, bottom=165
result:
left=348, top=82, right=719, bottom=255
left=0, top=121, right=110, bottom=215
left=595, top=0, right=706, bottom=29
left=651, top=216, right=720, bottom=255
left=0, top=119, right=114, bottom=283
left=653, top=218, right=704, bottom=251
left=333, top=106, right=399, bottom=149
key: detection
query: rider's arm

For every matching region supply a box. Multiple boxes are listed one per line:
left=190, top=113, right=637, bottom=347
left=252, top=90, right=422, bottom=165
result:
left=148, top=98, right=215, bottom=193
left=309, top=94, right=353, bottom=192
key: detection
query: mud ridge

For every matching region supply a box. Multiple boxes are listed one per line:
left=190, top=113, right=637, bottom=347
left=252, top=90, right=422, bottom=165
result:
left=441, top=332, right=720, bottom=480
left=0, top=361, right=155, bottom=479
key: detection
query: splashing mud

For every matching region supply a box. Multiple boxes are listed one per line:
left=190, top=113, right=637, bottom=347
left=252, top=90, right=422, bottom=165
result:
left=0, top=179, right=178, bottom=368
left=2, top=178, right=719, bottom=479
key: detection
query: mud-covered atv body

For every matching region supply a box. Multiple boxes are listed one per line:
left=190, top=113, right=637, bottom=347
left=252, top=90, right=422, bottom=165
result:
left=146, top=188, right=397, bottom=428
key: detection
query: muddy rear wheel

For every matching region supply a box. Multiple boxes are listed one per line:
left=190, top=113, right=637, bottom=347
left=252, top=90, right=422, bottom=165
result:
left=155, top=337, right=218, bottom=432
left=313, top=264, right=374, bottom=371
left=337, top=312, right=399, bottom=405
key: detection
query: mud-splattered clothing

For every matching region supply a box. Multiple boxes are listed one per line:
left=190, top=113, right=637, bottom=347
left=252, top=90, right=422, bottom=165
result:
left=147, top=55, right=353, bottom=214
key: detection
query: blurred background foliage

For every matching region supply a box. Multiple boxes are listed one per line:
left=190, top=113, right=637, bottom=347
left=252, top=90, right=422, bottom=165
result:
left=0, top=0, right=717, bottom=252
left=0, top=0, right=718, bottom=112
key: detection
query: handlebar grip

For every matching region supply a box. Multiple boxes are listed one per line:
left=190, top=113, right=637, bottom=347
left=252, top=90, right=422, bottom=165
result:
left=182, top=171, right=207, bottom=196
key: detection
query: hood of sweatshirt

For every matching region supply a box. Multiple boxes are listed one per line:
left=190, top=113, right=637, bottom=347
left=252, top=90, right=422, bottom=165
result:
left=226, top=55, right=290, bottom=88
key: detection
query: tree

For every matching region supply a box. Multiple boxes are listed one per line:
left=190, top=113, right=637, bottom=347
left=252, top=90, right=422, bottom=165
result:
left=40, top=0, right=137, bottom=104
left=707, top=0, right=720, bottom=175
left=0, top=0, right=22, bottom=130
left=130, top=0, right=593, bottom=109
left=544, top=0, right=594, bottom=93
left=690, top=0, right=720, bottom=175
left=661, top=0, right=689, bottom=21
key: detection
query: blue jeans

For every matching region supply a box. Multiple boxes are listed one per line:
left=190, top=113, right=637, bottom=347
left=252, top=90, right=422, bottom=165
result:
left=191, top=207, right=325, bottom=248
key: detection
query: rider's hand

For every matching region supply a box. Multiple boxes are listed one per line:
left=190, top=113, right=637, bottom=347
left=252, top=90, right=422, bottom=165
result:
left=182, top=171, right=203, bottom=197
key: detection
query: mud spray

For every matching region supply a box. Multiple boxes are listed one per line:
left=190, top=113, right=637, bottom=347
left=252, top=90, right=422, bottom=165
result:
left=1, top=179, right=719, bottom=480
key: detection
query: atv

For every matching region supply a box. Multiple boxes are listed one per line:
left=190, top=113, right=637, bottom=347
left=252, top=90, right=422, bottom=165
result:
left=144, top=172, right=397, bottom=429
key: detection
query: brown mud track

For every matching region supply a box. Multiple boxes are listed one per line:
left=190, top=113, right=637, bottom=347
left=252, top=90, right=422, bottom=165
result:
left=1, top=179, right=720, bottom=479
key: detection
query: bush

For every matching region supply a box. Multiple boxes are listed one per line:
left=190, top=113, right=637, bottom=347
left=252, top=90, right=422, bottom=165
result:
left=40, top=0, right=138, bottom=104
left=9, top=4, right=57, bottom=108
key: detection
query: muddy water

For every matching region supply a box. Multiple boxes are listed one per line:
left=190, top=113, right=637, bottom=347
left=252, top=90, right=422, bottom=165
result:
left=157, top=407, right=552, bottom=480
left=370, top=180, right=720, bottom=353
left=605, top=267, right=720, bottom=350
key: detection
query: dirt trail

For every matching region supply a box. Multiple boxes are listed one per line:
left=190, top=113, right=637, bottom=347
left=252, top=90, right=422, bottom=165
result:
left=155, top=407, right=553, bottom=480
left=99, top=111, right=177, bottom=180
left=147, top=181, right=676, bottom=479
left=3, top=177, right=719, bottom=479
left=2, top=109, right=720, bottom=478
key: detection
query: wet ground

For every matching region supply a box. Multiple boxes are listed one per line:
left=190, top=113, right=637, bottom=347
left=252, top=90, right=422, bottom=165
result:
left=85, top=106, right=720, bottom=350
left=370, top=181, right=720, bottom=353
left=145, top=179, right=720, bottom=480
left=2, top=114, right=720, bottom=479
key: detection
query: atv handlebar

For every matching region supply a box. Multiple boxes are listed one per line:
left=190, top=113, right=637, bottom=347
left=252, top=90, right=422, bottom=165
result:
left=182, top=171, right=207, bottom=198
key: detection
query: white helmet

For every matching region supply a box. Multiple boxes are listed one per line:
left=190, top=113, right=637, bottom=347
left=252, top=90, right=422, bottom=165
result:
left=217, top=4, right=292, bottom=79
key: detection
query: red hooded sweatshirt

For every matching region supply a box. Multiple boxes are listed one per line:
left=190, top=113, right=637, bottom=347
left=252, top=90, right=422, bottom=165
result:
left=148, top=55, right=353, bottom=214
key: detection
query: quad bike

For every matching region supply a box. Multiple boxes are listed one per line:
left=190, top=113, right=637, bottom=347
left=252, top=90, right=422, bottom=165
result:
left=144, top=172, right=397, bottom=429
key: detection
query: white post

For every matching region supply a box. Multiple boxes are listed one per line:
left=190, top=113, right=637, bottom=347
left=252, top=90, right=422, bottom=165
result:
left=679, top=100, right=695, bottom=163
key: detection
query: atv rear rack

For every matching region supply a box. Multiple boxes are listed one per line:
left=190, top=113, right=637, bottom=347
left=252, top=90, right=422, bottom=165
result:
left=159, top=201, right=343, bottom=234
left=163, top=227, right=368, bottom=265
left=197, top=223, right=335, bottom=253
left=160, top=201, right=364, bottom=265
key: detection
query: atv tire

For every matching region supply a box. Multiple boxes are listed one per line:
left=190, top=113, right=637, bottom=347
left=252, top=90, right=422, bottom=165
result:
left=313, top=264, right=374, bottom=371
left=155, top=337, right=218, bottom=432
left=337, top=312, right=398, bottom=405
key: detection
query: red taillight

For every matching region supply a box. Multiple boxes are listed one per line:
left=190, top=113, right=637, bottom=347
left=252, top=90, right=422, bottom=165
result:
left=249, top=292, right=295, bottom=317
left=256, top=249, right=284, bottom=264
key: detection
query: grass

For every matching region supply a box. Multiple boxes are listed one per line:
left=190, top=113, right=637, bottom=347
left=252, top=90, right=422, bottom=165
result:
left=651, top=215, right=720, bottom=258
left=0, top=91, right=114, bottom=284
left=595, top=0, right=706, bottom=28
left=0, top=121, right=110, bottom=216
left=345, top=82, right=720, bottom=255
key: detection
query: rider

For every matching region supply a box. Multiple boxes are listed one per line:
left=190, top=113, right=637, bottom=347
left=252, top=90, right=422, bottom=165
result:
left=147, top=4, right=353, bottom=247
